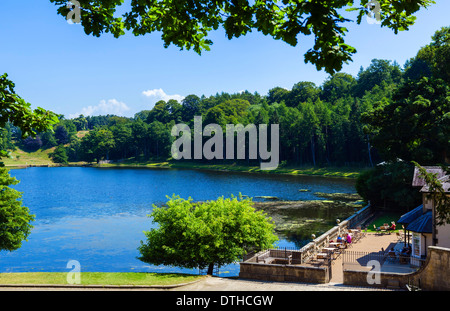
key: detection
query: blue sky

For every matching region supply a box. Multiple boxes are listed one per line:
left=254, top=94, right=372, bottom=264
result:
left=0, top=1, right=449, bottom=118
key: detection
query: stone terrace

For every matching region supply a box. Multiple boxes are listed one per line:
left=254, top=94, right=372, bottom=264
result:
left=330, top=232, right=406, bottom=283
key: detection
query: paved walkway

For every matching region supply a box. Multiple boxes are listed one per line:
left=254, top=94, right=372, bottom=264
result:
left=330, top=232, right=401, bottom=283
left=0, top=276, right=391, bottom=291
left=170, top=275, right=392, bottom=291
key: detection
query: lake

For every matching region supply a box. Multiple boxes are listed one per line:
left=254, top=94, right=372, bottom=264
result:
left=1, top=167, right=356, bottom=276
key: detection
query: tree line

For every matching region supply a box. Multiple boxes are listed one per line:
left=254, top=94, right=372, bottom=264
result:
left=0, top=59, right=412, bottom=167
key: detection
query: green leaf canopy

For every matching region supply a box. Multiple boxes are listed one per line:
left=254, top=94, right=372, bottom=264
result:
left=50, top=0, right=435, bottom=74
left=138, top=195, right=278, bottom=271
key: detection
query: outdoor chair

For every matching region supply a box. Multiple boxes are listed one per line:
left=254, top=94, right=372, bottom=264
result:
left=386, top=251, right=398, bottom=263
left=356, top=231, right=362, bottom=241
left=374, top=224, right=381, bottom=235
left=363, top=228, right=368, bottom=238
left=396, top=231, right=404, bottom=242
left=316, top=252, right=329, bottom=263
left=399, top=254, right=409, bottom=265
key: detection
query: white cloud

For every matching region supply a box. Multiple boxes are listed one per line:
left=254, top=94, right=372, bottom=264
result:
left=142, top=88, right=185, bottom=105
left=69, top=99, right=131, bottom=118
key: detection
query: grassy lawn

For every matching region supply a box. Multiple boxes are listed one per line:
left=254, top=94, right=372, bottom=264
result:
left=3, top=147, right=89, bottom=168
left=0, top=272, right=204, bottom=286
left=3, top=148, right=55, bottom=166
left=365, top=211, right=405, bottom=232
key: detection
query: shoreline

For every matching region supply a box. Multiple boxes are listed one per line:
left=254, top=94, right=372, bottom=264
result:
left=5, top=161, right=365, bottom=179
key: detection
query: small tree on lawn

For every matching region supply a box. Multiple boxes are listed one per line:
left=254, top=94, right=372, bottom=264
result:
left=138, top=195, right=278, bottom=275
left=0, top=167, right=35, bottom=251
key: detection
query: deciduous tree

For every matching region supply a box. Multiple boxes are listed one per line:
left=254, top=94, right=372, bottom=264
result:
left=362, top=77, right=450, bottom=164
left=49, top=0, right=435, bottom=74
left=0, top=167, right=35, bottom=251
left=138, top=195, right=277, bottom=275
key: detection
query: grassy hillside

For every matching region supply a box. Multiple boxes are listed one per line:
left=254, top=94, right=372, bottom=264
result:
left=2, top=147, right=56, bottom=167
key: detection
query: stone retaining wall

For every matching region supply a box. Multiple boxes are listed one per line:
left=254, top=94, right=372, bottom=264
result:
left=343, top=246, right=450, bottom=290
left=239, top=262, right=330, bottom=284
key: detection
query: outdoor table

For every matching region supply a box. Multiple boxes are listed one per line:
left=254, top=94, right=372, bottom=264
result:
left=323, top=247, right=336, bottom=252
left=316, top=253, right=328, bottom=260
left=323, top=247, right=337, bottom=258
left=399, top=255, right=409, bottom=264
left=349, top=229, right=361, bottom=240
left=378, top=226, right=389, bottom=234
left=338, top=243, right=346, bottom=249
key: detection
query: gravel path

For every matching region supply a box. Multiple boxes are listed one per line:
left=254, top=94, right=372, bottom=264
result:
left=0, top=276, right=391, bottom=291
left=169, top=276, right=388, bottom=291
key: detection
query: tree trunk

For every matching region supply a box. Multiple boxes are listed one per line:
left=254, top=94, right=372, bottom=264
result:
left=367, top=134, right=374, bottom=167
left=156, top=140, right=159, bottom=158
left=207, top=263, right=215, bottom=275
left=325, top=126, right=331, bottom=166
left=311, top=136, right=316, bottom=166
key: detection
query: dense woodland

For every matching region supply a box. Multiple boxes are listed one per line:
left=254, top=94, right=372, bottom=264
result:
left=3, top=72, right=382, bottom=167
left=1, top=28, right=449, bottom=178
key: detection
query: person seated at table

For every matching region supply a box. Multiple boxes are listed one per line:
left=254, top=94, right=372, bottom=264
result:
left=388, top=221, right=396, bottom=231
left=399, top=246, right=411, bottom=263
left=400, top=245, right=411, bottom=256
left=337, top=236, right=343, bottom=243
left=346, top=233, right=352, bottom=244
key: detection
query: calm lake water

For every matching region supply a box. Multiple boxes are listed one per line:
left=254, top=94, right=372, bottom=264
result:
left=1, top=167, right=356, bottom=276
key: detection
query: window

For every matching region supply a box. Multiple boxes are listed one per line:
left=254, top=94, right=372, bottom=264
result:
left=413, top=233, right=421, bottom=257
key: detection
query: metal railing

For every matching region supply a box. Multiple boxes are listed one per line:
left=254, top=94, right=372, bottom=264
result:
left=243, top=246, right=305, bottom=264
left=242, top=204, right=373, bottom=265
left=299, top=203, right=372, bottom=263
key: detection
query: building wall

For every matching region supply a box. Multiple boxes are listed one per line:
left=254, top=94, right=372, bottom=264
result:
left=411, top=232, right=432, bottom=258
left=423, top=194, right=433, bottom=211
left=437, top=224, right=450, bottom=249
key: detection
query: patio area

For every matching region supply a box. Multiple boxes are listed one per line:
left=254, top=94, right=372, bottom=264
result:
left=332, top=231, right=421, bottom=283
left=239, top=203, right=426, bottom=286
left=240, top=229, right=422, bottom=285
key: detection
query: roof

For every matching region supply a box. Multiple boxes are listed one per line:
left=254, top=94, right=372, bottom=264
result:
left=398, top=205, right=424, bottom=225
left=420, top=175, right=450, bottom=193
left=406, top=210, right=432, bottom=233
left=412, top=166, right=446, bottom=187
